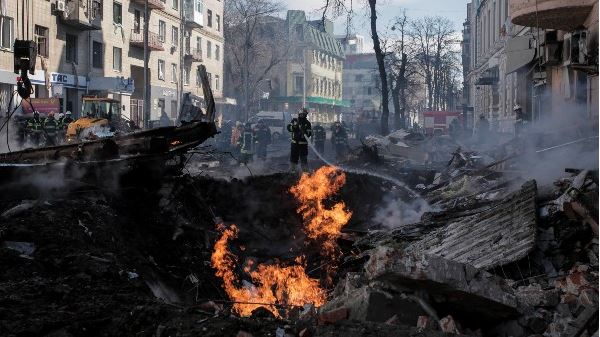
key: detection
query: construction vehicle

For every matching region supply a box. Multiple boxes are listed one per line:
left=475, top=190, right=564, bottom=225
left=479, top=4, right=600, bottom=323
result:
left=66, top=97, right=130, bottom=142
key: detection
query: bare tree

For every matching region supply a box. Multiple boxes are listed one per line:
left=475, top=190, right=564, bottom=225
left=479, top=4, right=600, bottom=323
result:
left=224, top=0, right=287, bottom=121
left=409, top=16, right=458, bottom=111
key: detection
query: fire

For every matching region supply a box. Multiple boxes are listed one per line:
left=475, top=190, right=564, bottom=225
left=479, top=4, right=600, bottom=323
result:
left=290, top=166, right=353, bottom=267
left=211, top=224, right=326, bottom=317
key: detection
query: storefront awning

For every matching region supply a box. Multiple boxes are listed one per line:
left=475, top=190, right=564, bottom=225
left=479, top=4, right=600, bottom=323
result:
left=506, top=36, right=536, bottom=74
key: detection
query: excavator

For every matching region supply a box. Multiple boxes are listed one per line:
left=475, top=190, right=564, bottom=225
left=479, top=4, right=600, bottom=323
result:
left=66, top=97, right=131, bottom=142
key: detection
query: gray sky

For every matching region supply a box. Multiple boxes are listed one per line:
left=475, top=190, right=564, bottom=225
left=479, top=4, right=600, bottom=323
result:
left=279, top=0, right=468, bottom=45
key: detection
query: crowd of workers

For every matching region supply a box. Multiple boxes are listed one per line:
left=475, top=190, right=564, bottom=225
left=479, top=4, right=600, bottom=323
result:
left=17, top=111, right=74, bottom=147
left=221, top=108, right=351, bottom=169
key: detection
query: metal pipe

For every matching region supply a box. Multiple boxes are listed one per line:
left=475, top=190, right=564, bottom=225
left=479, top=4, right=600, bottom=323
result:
left=143, top=0, right=150, bottom=129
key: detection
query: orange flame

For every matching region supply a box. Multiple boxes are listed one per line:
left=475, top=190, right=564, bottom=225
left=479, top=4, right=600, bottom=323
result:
left=211, top=224, right=326, bottom=317
left=290, top=166, right=353, bottom=269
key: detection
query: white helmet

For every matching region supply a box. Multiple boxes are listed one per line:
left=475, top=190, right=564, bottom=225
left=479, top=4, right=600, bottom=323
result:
left=58, top=113, right=65, bottom=119
left=66, top=111, right=72, bottom=115
left=513, top=104, right=522, bottom=111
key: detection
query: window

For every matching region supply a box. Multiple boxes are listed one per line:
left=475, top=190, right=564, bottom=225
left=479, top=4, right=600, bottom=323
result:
left=215, top=44, right=220, bottom=61
left=196, top=67, right=202, bottom=87
left=158, top=59, right=165, bottom=80
left=92, top=0, right=103, bottom=20
left=92, top=41, right=103, bottom=68
left=171, top=63, right=177, bottom=82
left=158, top=20, right=166, bottom=42
left=113, top=47, right=122, bottom=71
left=65, top=34, right=78, bottom=63
left=0, top=16, right=13, bottom=50
left=134, top=10, right=141, bottom=33
left=207, top=9, right=212, bottom=27
left=196, top=0, right=203, bottom=12
left=215, top=74, right=220, bottom=91
left=170, top=100, right=177, bottom=118
left=294, top=75, right=303, bottom=94
left=216, top=14, right=220, bottom=31
left=113, top=2, right=122, bottom=24
left=172, top=26, right=179, bottom=46
left=196, top=36, right=202, bottom=52
left=206, top=40, right=211, bottom=58
left=172, top=0, right=178, bottom=10
left=184, top=66, right=190, bottom=85
left=34, top=25, right=49, bottom=57
left=207, top=72, right=212, bottom=87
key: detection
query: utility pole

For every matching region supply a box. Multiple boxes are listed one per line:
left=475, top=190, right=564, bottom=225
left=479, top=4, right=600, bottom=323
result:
left=302, top=51, right=306, bottom=108
left=143, top=0, right=150, bottom=129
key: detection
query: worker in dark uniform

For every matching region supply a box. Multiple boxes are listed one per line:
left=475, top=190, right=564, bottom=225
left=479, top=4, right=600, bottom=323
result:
left=253, top=120, right=271, bottom=161
left=58, top=111, right=74, bottom=144
left=312, top=123, right=326, bottom=154
left=286, top=108, right=312, bottom=173
left=237, top=122, right=255, bottom=164
left=16, top=117, right=27, bottom=148
left=27, top=111, right=44, bottom=147
left=513, top=104, right=528, bottom=137
left=448, top=118, right=461, bottom=140
left=331, top=121, right=348, bottom=161
left=43, top=111, right=59, bottom=146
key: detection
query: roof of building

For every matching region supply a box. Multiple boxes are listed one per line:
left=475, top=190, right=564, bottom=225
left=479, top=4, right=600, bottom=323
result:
left=286, top=10, right=345, bottom=59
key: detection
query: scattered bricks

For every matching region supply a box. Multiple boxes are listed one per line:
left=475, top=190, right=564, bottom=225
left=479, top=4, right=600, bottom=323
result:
left=236, top=331, right=253, bottom=337
left=318, top=307, right=349, bottom=325
left=416, top=315, right=436, bottom=331
left=515, top=284, right=560, bottom=307
left=555, top=270, right=590, bottom=295
left=439, top=315, right=460, bottom=334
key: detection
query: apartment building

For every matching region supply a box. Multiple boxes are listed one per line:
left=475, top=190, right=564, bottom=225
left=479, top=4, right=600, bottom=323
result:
left=341, top=53, right=380, bottom=123
left=264, top=10, right=347, bottom=123
left=0, top=0, right=224, bottom=126
left=336, top=34, right=365, bottom=55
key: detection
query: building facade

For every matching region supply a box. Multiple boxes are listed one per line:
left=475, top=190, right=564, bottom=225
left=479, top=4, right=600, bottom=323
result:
left=463, top=0, right=598, bottom=135
left=336, top=34, right=365, bottom=55
left=341, top=53, right=380, bottom=123
left=0, top=0, right=224, bottom=126
left=263, top=10, right=347, bottom=123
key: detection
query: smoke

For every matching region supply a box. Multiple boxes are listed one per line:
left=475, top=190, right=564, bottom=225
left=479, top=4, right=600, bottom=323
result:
left=372, top=194, right=434, bottom=229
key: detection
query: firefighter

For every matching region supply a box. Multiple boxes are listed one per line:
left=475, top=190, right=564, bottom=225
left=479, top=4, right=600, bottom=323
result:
left=231, top=121, right=243, bottom=155
left=27, top=111, right=44, bottom=147
left=237, top=122, right=255, bottom=164
left=331, top=121, right=348, bottom=161
left=448, top=118, right=461, bottom=140
left=514, top=104, right=527, bottom=136
left=43, top=111, right=59, bottom=146
left=312, top=122, right=326, bottom=154
left=286, top=108, right=312, bottom=173
left=254, top=120, right=271, bottom=161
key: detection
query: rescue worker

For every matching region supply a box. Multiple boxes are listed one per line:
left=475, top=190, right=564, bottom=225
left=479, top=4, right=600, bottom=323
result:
left=59, top=111, right=74, bottom=144
left=448, top=118, right=461, bottom=140
left=237, top=122, right=255, bottom=164
left=231, top=121, right=243, bottom=155
left=43, top=111, right=59, bottom=146
left=27, top=111, right=44, bottom=147
left=253, top=120, right=271, bottom=161
left=476, top=114, right=490, bottom=144
left=16, top=117, right=27, bottom=148
left=331, top=121, right=348, bottom=161
left=312, top=123, right=326, bottom=154
left=514, top=104, right=527, bottom=136
left=286, top=108, right=312, bottom=173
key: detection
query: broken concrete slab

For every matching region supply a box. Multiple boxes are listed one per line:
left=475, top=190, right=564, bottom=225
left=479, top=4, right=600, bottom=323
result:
left=313, top=320, right=475, bottom=337
left=320, top=286, right=426, bottom=326
left=515, top=284, right=560, bottom=307
left=364, top=246, right=518, bottom=324
left=407, top=180, right=538, bottom=270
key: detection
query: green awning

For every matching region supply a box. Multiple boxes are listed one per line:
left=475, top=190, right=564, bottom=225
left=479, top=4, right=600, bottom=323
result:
left=269, top=96, right=350, bottom=107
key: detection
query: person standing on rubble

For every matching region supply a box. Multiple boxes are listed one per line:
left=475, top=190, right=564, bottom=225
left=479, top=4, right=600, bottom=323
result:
left=231, top=121, right=243, bottom=155
left=476, top=114, right=490, bottom=144
left=27, top=111, right=44, bottom=147
left=331, top=121, right=349, bottom=161
left=287, top=108, right=312, bottom=173
left=312, top=123, right=326, bottom=154
left=513, top=104, right=528, bottom=137
left=448, top=118, right=462, bottom=140
left=237, top=122, right=256, bottom=164
left=253, top=120, right=271, bottom=161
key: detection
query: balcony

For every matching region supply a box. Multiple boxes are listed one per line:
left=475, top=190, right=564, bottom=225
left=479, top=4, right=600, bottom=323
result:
left=131, top=0, right=165, bottom=10
left=183, top=0, right=203, bottom=27
left=61, top=0, right=102, bottom=30
left=130, top=30, right=164, bottom=51
left=184, top=48, right=203, bottom=62
left=510, top=0, right=595, bottom=31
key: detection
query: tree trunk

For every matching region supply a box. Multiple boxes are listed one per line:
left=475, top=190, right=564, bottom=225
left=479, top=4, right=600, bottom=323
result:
left=368, top=0, right=389, bottom=135
left=391, top=76, right=401, bottom=130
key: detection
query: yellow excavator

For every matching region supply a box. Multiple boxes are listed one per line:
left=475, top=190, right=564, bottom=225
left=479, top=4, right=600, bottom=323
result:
left=66, top=97, right=126, bottom=142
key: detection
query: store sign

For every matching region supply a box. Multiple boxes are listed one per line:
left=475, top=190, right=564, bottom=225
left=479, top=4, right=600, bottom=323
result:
left=50, top=72, right=87, bottom=88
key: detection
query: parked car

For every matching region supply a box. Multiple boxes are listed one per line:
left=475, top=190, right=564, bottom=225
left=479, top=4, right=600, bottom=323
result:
left=248, top=111, right=292, bottom=141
